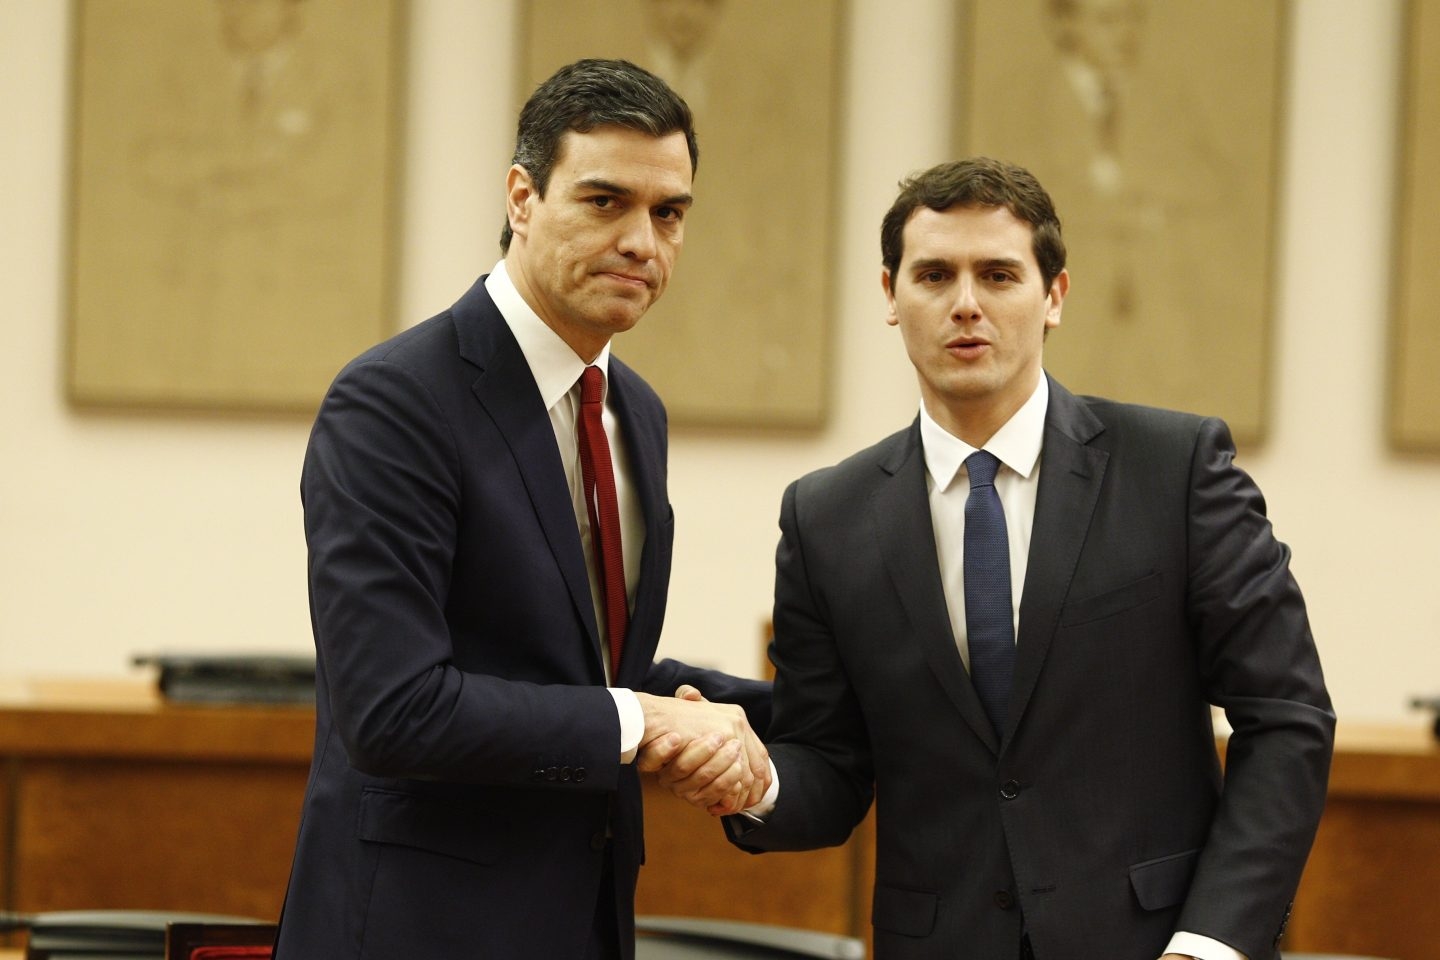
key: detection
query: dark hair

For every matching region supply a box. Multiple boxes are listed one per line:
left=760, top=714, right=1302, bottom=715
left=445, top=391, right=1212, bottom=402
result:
left=879, top=157, right=1067, bottom=290
left=499, top=58, right=698, bottom=252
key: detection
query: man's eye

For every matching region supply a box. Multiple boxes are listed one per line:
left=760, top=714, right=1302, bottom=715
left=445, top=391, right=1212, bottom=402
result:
left=656, top=206, right=683, bottom=222
left=590, top=196, right=615, bottom=209
left=921, top=271, right=945, bottom=283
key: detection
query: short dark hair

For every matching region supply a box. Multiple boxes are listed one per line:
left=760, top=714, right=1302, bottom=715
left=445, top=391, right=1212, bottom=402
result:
left=879, top=157, right=1067, bottom=290
left=499, top=58, right=699, bottom=253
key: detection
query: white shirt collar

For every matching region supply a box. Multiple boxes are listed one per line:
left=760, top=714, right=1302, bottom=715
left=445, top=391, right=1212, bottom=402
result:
left=484, top=259, right=612, bottom=409
left=920, top=375, right=1050, bottom=492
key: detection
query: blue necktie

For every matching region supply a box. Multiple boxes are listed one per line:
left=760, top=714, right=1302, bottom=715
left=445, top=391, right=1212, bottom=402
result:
left=964, top=450, right=1015, bottom=736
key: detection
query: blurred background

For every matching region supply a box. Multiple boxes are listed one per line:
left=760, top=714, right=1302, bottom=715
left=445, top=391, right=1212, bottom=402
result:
left=1, top=0, right=1437, bottom=727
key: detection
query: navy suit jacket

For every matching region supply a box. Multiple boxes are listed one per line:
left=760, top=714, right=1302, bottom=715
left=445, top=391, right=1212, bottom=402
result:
left=274, top=276, right=770, bottom=960
left=728, top=377, right=1333, bottom=960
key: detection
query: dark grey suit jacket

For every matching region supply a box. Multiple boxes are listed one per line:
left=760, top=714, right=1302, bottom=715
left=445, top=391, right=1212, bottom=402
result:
left=729, top=376, right=1333, bottom=960
left=274, top=276, right=770, bottom=960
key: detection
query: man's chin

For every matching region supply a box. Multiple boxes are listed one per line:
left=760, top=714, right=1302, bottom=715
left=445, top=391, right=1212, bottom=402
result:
left=598, top=297, right=654, bottom=330
left=591, top=308, right=647, bottom=337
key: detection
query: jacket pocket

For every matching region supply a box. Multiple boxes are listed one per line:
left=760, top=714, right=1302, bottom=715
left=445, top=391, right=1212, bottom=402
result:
left=1059, top=571, right=1161, bottom=627
left=872, top=885, right=938, bottom=937
left=356, top=787, right=508, bottom=866
left=1128, top=848, right=1198, bottom=911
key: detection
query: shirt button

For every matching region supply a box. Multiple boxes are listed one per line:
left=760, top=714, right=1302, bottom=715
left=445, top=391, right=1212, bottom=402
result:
left=1000, top=780, right=1021, bottom=800
left=994, top=890, right=1014, bottom=909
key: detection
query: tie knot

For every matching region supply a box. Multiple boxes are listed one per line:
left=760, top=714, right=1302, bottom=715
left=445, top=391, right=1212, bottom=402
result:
left=966, top=450, right=1001, bottom=489
left=580, top=365, right=604, bottom=405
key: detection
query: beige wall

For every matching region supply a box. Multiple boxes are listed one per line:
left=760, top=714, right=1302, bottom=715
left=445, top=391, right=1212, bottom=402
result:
left=1, top=0, right=1435, bottom=724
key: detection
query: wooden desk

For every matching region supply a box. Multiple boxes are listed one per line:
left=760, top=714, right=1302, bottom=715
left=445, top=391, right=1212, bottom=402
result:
left=0, top=678, right=313, bottom=921
left=636, top=779, right=873, bottom=941
left=2, top=681, right=1434, bottom=959
left=0, top=679, right=871, bottom=946
left=1281, top=720, right=1440, bottom=958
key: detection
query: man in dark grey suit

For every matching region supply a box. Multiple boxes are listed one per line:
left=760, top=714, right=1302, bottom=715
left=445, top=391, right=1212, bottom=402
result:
left=273, top=60, right=770, bottom=960
left=690, top=157, right=1333, bottom=960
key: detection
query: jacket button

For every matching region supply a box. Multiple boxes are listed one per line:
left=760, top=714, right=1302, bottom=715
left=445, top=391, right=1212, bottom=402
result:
left=532, top=768, right=546, bottom=781
left=590, top=832, right=608, bottom=851
left=1000, top=780, right=1021, bottom=799
left=994, top=890, right=1014, bottom=909
left=544, top=766, right=559, bottom=781
left=559, top=766, right=572, bottom=782
left=572, top=766, right=587, bottom=783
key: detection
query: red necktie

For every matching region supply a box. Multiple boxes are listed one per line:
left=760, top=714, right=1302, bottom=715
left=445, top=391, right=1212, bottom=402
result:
left=576, top=365, right=627, bottom=679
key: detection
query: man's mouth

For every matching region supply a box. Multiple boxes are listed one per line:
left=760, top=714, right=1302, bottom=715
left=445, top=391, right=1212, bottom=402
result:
left=598, top=270, right=651, bottom=289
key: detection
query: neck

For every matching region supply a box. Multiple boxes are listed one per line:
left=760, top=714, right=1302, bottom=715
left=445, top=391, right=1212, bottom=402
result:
left=925, top=373, right=1043, bottom=448
left=502, top=254, right=608, bottom=363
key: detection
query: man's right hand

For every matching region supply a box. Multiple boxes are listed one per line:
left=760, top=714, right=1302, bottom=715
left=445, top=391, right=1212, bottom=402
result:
left=634, top=687, right=770, bottom=816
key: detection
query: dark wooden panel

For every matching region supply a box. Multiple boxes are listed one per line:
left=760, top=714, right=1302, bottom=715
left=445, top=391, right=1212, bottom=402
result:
left=1281, top=722, right=1440, bottom=958
left=12, top=758, right=306, bottom=917
left=0, top=679, right=311, bottom=922
left=1287, top=796, right=1440, bottom=957
left=1, top=759, right=15, bottom=949
left=636, top=778, right=871, bottom=939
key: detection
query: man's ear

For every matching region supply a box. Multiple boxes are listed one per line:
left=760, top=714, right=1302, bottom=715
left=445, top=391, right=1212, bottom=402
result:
left=1045, top=268, right=1070, bottom=331
left=505, top=164, right=536, bottom=242
left=882, top=269, right=899, bottom=326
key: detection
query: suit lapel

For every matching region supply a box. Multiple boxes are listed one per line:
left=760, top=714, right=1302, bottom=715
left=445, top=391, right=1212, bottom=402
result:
left=872, top=423, right=1001, bottom=753
left=1007, top=378, right=1109, bottom=742
left=452, top=279, right=605, bottom=677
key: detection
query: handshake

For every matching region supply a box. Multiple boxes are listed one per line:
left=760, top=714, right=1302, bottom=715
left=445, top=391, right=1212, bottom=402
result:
left=633, top=685, right=771, bottom=818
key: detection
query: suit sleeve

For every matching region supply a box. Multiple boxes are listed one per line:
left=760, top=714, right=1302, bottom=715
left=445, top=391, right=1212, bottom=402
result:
left=303, top=358, right=622, bottom=790
left=1178, top=417, right=1335, bottom=958
left=725, top=479, right=875, bottom=852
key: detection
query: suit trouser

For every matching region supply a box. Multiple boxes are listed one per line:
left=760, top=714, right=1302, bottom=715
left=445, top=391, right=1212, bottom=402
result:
left=584, top=845, right=621, bottom=960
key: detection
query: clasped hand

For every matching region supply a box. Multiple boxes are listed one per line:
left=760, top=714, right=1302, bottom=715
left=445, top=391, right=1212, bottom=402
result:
left=634, top=686, right=770, bottom=817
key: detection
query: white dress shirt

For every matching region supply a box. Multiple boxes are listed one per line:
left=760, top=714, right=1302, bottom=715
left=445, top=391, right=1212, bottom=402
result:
left=485, top=262, right=646, bottom=760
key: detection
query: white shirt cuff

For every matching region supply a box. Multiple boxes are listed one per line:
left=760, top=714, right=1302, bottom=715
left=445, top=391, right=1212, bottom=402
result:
left=738, top=759, right=780, bottom=821
left=1163, top=931, right=1247, bottom=960
left=609, top=687, right=643, bottom=763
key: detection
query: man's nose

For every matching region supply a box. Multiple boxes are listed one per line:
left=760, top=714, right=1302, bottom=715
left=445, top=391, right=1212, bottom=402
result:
left=951, top=276, right=981, bottom=321
left=618, top=212, right=658, bottom=260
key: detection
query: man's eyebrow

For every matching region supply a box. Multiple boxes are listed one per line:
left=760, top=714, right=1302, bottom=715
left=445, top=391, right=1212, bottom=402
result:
left=977, top=257, right=1027, bottom=272
left=906, top=255, right=1028, bottom=275
left=575, top=177, right=632, bottom=196
left=574, top=177, right=693, bottom=208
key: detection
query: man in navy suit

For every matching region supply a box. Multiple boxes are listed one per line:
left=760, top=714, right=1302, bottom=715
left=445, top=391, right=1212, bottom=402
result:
left=273, top=59, right=771, bottom=960
left=673, top=158, right=1333, bottom=960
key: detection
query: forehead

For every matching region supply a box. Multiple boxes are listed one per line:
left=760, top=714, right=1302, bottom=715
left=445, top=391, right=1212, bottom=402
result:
left=900, top=204, right=1039, bottom=267
left=550, top=126, right=693, bottom=193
